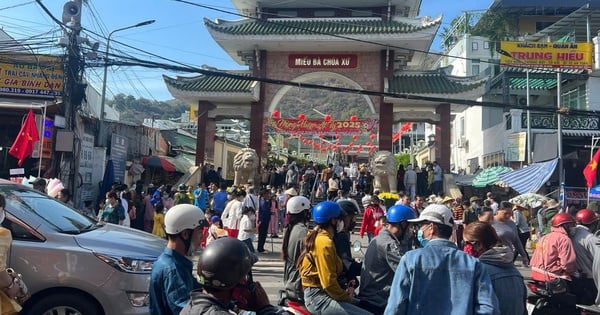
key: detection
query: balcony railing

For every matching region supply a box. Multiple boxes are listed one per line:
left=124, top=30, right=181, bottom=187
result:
left=521, top=113, right=599, bottom=130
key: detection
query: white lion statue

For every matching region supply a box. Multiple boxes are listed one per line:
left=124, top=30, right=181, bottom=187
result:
left=372, top=150, right=397, bottom=193
left=233, top=148, right=259, bottom=186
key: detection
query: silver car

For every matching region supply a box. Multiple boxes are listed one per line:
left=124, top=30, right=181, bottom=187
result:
left=1, top=180, right=166, bottom=315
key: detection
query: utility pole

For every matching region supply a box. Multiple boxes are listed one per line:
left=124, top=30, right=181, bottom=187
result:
left=61, top=0, right=84, bottom=206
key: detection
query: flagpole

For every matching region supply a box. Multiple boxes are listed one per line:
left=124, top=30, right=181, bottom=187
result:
left=37, top=102, right=47, bottom=178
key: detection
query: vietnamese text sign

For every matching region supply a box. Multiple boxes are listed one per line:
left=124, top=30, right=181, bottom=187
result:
left=110, top=134, right=127, bottom=183
left=500, top=41, right=592, bottom=69
left=0, top=54, right=64, bottom=97
left=288, top=54, right=358, bottom=68
left=506, top=132, right=526, bottom=162
left=266, top=117, right=378, bottom=134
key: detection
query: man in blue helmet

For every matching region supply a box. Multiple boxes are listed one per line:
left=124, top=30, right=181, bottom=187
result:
left=358, top=204, right=416, bottom=315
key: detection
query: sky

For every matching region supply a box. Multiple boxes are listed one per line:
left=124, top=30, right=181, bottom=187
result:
left=2, top=0, right=491, bottom=102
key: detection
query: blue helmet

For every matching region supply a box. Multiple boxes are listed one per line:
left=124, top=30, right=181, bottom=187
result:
left=312, top=201, right=341, bottom=224
left=386, top=205, right=416, bottom=223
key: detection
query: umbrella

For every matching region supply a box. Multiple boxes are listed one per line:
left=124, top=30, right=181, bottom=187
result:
left=472, top=166, right=513, bottom=188
left=509, top=193, right=550, bottom=208
left=141, top=155, right=176, bottom=172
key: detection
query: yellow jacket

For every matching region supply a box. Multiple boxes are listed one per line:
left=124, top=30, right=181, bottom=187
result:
left=299, top=229, right=351, bottom=302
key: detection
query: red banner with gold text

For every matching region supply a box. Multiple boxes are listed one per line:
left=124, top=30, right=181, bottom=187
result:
left=265, top=117, right=378, bottom=134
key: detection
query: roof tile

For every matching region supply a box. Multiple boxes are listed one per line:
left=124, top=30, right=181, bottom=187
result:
left=389, top=72, right=486, bottom=94
left=163, top=72, right=255, bottom=93
left=205, top=17, right=440, bottom=36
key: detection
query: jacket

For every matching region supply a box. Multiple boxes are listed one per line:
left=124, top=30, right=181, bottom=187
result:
left=530, top=226, right=577, bottom=281
left=334, top=231, right=361, bottom=280
left=403, top=167, right=417, bottom=186
left=571, top=225, right=599, bottom=279
left=299, top=229, right=351, bottom=303
left=149, top=248, right=201, bottom=315
left=479, top=246, right=526, bottom=315
left=283, top=223, right=308, bottom=302
left=359, top=228, right=411, bottom=309
left=384, top=238, right=499, bottom=315
left=180, top=290, right=284, bottom=315
left=360, top=204, right=385, bottom=237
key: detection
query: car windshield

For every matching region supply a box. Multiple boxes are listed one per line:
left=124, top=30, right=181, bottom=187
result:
left=0, top=185, right=97, bottom=234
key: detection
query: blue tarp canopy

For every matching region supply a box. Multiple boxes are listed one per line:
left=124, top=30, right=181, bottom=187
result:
left=499, top=159, right=558, bottom=194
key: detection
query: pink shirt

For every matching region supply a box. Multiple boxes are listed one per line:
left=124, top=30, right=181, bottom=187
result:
left=530, top=226, right=577, bottom=281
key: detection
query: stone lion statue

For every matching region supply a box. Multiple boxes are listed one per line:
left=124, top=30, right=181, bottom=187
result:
left=372, top=150, right=397, bottom=193
left=233, top=148, right=259, bottom=186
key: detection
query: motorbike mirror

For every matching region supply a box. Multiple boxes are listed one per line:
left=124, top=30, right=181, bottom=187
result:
left=352, top=240, right=362, bottom=252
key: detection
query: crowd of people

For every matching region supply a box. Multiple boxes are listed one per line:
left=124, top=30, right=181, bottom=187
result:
left=27, top=159, right=600, bottom=315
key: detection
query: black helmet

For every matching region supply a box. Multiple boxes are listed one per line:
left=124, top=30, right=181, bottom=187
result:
left=197, top=238, right=252, bottom=290
left=336, top=200, right=359, bottom=217
left=178, top=184, right=187, bottom=191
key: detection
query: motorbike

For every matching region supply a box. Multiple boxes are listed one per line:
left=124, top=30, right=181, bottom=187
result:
left=526, top=280, right=600, bottom=315
left=278, top=291, right=311, bottom=315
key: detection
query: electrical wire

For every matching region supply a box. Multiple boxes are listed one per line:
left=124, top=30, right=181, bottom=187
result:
left=27, top=0, right=593, bottom=117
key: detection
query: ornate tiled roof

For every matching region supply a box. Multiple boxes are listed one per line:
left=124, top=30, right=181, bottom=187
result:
left=163, top=72, right=256, bottom=93
left=388, top=71, right=487, bottom=94
left=204, top=16, right=441, bottom=36
left=489, top=67, right=586, bottom=90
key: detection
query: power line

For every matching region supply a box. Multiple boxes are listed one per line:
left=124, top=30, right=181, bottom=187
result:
left=104, top=54, right=595, bottom=117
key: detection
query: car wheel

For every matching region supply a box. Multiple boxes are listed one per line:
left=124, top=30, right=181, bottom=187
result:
left=24, top=292, right=102, bottom=315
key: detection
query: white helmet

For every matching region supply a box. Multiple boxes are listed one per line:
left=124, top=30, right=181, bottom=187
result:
left=286, top=196, right=311, bottom=214
left=164, top=204, right=206, bottom=234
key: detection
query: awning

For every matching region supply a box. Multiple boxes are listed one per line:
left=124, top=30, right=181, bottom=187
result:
left=499, top=158, right=558, bottom=194
left=142, top=155, right=176, bottom=172
left=472, top=166, right=513, bottom=188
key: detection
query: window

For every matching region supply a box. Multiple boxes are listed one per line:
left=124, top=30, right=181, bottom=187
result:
left=562, top=85, right=587, bottom=110
left=471, top=64, right=480, bottom=75
left=472, top=42, right=479, bottom=51
left=459, top=117, right=465, bottom=136
left=483, top=41, right=490, bottom=49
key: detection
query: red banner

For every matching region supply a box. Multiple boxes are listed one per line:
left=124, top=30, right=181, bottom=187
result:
left=266, top=117, right=378, bottom=134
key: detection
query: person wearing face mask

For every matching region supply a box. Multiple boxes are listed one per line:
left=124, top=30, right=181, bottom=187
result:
left=569, top=209, right=599, bottom=305
left=299, top=201, right=373, bottom=315
left=100, top=191, right=125, bottom=225
left=358, top=204, right=416, bottom=315
left=334, top=200, right=361, bottom=290
left=463, top=222, right=526, bottom=315
left=149, top=204, right=206, bottom=315
left=530, top=213, right=577, bottom=284
left=385, top=204, right=499, bottom=315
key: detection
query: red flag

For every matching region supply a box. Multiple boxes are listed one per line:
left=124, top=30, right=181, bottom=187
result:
left=583, top=148, right=600, bottom=188
left=9, top=109, right=40, bottom=166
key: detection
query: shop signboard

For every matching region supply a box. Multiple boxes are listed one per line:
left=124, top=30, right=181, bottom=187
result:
left=0, top=54, right=64, bottom=97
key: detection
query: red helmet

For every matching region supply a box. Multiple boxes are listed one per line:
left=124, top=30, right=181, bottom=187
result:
left=551, top=213, right=575, bottom=227
left=575, top=209, right=598, bottom=225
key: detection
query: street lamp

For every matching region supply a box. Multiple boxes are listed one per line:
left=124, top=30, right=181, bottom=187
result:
left=497, top=48, right=532, bottom=165
left=98, top=19, right=155, bottom=146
